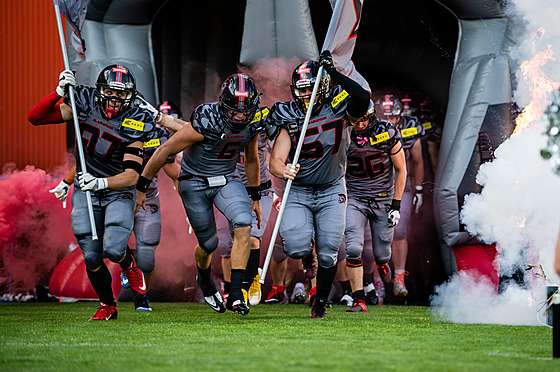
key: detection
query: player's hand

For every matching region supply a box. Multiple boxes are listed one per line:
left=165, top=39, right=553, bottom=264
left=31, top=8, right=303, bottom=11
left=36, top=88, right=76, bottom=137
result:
left=56, top=69, right=76, bottom=96
left=77, top=172, right=108, bottom=192
left=319, top=50, right=335, bottom=72
left=413, top=186, right=424, bottom=214
left=49, top=179, right=72, bottom=208
left=387, top=209, right=401, bottom=228
left=137, top=95, right=162, bottom=123
left=283, top=163, right=300, bottom=180
left=252, top=200, right=262, bottom=229
left=134, top=190, right=147, bottom=216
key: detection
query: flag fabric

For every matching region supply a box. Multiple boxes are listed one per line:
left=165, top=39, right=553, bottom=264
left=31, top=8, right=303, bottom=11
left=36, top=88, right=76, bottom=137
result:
left=322, top=0, right=371, bottom=93
left=56, top=0, right=90, bottom=62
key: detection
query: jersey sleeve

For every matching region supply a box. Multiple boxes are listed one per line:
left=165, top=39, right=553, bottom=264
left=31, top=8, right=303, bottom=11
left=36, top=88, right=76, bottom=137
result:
left=64, top=85, right=93, bottom=114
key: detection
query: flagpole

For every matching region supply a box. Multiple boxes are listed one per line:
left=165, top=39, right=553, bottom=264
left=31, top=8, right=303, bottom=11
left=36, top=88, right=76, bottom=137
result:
left=53, top=0, right=98, bottom=240
left=260, top=65, right=325, bottom=284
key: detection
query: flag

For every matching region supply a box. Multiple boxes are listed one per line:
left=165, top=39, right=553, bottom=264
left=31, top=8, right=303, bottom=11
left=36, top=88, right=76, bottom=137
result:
left=322, top=0, right=371, bottom=93
left=56, top=0, right=90, bottom=62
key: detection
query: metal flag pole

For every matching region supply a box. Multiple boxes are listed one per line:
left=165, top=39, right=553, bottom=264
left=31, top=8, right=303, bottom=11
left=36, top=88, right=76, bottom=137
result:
left=260, top=65, right=325, bottom=284
left=53, top=0, right=98, bottom=240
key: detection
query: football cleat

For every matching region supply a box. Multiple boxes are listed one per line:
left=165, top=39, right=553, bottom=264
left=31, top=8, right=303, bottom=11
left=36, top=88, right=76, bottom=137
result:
left=248, top=268, right=262, bottom=306
left=377, top=263, right=392, bottom=284
left=339, top=293, right=353, bottom=307
left=302, top=249, right=317, bottom=279
left=120, top=272, right=129, bottom=288
left=122, top=257, right=147, bottom=295
left=393, top=271, right=409, bottom=297
left=196, top=275, right=227, bottom=313
left=265, top=284, right=286, bottom=304
left=89, top=302, right=118, bottom=321
left=311, top=297, right=328, bottom=319
left=291, top=282, right=307, bottom=304
left=134, top=294, right=152, bottom=312
left=346, top=298, right=367, bottom=312
left=374, top=280, right=385, bottom=305
left=364, top=283, right=379, bottom=306
left=226, top=297, right=250, bottom=316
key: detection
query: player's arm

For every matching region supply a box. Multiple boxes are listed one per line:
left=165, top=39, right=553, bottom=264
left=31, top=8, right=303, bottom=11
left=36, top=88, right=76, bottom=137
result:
left=270, top=128, right=300, bottom=180
left=49, top=165, right=76, bottom=208
left=245, top=135, right=262, bottom=228
left=427, top=138, right=440, bottom=172
left=409, top=139, right=424, bottom=191
left=135, top=123, right=204, bottom=213
left=162, top=161, right=180, bottom=191
left=28, top=70, right=75, bottom=125
left=390, top=141, right=407, bottom=201
left=159, top=115, right=189, bottom=132
left=107, top=141, right=144, bottom=189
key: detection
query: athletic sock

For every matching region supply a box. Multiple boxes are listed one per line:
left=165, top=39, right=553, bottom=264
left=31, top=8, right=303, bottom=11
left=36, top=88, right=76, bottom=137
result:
left=230, top=269, right=245, bottom=300
left=363, top=272, right=373, bottom=287
left=119, top=247, right=134, bottom=270
left=340, top=280, right=352, bottom=295
left=352, top=289, right=365, bottom=301
left=223, top=281, right=231, bottom=295
left=242, top=248, right=260, bottom=291
left=86, top=264, right=115, bottom=306
left=196, top=264, right=214, bottom=294
left=316, top=264, right=338, bottom=299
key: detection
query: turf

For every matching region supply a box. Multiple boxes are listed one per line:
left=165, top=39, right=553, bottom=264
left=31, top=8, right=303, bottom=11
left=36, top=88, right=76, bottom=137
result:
left=0, top=302, right=556, bottom=371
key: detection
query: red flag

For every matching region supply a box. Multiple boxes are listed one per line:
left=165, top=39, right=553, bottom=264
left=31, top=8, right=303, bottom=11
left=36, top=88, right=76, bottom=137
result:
left=322, top=0, right=370, bottom=93
left=56, top=0, right=90, bottom=62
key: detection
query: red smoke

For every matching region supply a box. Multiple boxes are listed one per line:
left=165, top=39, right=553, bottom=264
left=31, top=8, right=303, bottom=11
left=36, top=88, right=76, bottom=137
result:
left=0, top=164, right=75, bottom=294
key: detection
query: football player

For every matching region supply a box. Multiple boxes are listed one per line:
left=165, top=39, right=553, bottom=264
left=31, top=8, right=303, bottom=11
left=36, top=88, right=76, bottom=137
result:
left=375, top=94, right=425, bottom=298
left=267, top=51, right=370, bottom=319
left=135, top=74, right=263, bottom=316
left=343, top=101, right=407, bottom=312
left=28, top=65, right=159, bottom=321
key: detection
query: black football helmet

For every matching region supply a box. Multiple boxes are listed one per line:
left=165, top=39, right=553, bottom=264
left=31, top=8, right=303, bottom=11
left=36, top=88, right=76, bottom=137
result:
left=218, top=73, right=260, bottom=131
left=401, top=94, right=413, bottom=117
left=290, top=60, right=331, bottom=114
left=375, top=94, right=403, bottom=118
left=157, top=100, right=183, bottom=119
left=351, top=100, right=376, bottom=147
left=95, top=64, right=137, bottom=119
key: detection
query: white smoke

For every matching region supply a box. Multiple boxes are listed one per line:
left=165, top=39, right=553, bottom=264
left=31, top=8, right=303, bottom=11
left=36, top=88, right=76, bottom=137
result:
left=430, top=0, right=560, bottom=326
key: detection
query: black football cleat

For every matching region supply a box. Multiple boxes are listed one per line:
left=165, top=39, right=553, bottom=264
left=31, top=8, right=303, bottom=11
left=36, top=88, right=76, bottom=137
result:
left=196, top=275, right=227, bottom=313
left=226, top=297, right=250, bottom=316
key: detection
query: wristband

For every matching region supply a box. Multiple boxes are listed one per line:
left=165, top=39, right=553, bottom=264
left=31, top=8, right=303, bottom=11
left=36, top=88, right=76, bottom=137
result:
left=391, top=199, right=401, bottom=211
left=249, top=186, right=261, bottom=201
left=136, top=175, right=152, bottom=193
left=415, top=185, right=424, bottom=192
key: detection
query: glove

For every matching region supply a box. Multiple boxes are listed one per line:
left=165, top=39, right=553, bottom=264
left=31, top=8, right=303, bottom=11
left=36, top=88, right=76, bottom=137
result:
left=49, top=180, right=71, bottom=208
left=387, top=209, right=401, bottom=228
left=137, top=95, right=162, bottom=123
left=56, top=70, right=76, bottom=96
left=413, top=185, right=424, bottom=214
left=78, top=172, right=108, bottom=192
left=319, top=50, right=335, bottom=72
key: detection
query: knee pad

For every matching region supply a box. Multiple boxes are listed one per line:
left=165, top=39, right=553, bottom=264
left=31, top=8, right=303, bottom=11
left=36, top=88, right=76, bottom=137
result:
left=198, top=234, right=219, bottom=255
left=135, top=245, right=156, bottom=273
left=317, top=252, right=336, bottom=269
left=346, top=257, right=362, bottom=268
left=83, top=252, right=103, bottom=271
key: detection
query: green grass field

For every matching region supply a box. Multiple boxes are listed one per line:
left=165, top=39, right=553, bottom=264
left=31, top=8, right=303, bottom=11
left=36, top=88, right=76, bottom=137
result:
left=0, top=302, right=557, bottom=371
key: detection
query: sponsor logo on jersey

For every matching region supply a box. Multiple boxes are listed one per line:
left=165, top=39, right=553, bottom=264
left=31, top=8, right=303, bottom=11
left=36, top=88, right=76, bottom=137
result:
left=422, top=122, right=432, bottom=130
left=331, top=90, right=349, bottom=108
left=122, top=118, right=145, bottom=131
left=369, top=131, right=390, bottom=145
left=338, top=193, right=347, bottom=204
left=251, top=108, right=269, bottom=123
left=144, top=138, right=161, bottom=148
left=401, top=127, right=418, bottom=138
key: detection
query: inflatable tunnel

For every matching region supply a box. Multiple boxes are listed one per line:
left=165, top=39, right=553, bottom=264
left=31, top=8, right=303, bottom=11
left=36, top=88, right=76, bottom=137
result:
left=67, top=0, right=516, bottom=284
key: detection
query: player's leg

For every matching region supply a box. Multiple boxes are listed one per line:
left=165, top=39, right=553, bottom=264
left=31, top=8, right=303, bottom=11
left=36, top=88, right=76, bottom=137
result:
left=265, top=235, right=288, bottom=304
left=361, top=224, right=379, bottom=305
left=215, top=178, right=253, bottom=315
left=344, top=198, right=369, bottom=312
left=215, top=209, right=233, bottom=301
left=392, top=190, right=412, bottom=296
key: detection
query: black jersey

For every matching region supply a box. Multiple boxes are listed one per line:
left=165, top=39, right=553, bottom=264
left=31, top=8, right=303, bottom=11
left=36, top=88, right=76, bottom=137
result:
left=266, top=85, right=352, bottom=186
left=180, top=104, right=266, bottom=177
left=66, top=85, right=155, bottom=178
left=399, top=115, right=425, bottom=160
left=346, top=119, right=401, bottom=197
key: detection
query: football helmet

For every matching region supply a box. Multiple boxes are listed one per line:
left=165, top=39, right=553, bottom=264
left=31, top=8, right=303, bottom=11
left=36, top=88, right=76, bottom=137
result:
left=157, top=100, right=183, bottom=119
left=351, top=100, right=376, bottom=147
left=375, top=94, right=403, bottom=118
left=95, top=64, right=137, bottom=119
left=401, top=94, right=413, bottom=117
left=218, top=73, right=260, bottom=131
left=290, top=60, right=331, bottom=115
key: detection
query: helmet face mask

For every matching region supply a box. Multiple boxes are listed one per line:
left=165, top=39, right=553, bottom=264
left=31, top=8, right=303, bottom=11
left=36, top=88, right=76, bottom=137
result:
left=95, top=65, right=137, bottom=119
left=218, top=73, right=260, bottom=131
left=290, top=61, right=331, bottom=114
left=351, top=100, right=376, bottom=147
